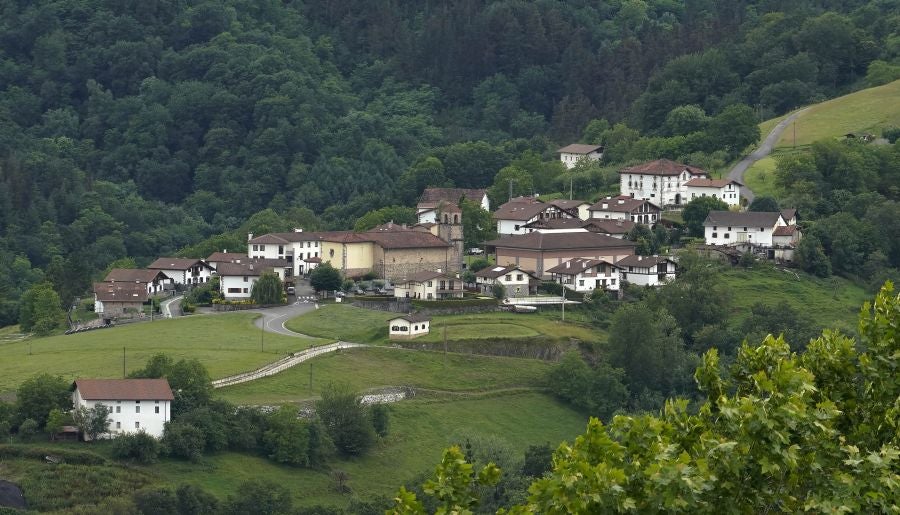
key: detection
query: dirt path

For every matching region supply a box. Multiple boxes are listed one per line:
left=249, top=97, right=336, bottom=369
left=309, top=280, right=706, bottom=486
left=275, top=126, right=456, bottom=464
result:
left=728, top=107, right=809, bottom=203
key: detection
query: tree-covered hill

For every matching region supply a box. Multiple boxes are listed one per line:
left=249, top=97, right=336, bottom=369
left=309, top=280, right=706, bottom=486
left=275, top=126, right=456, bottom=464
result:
left=2, top=0, right=899, bottom=325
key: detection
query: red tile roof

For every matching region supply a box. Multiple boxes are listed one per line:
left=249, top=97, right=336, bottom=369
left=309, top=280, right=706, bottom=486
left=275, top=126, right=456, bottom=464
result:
left=619, top=159, right=707, bottom=177
left=614, top=255, right=676, bottom=268
left=584, top=218, right=636, bottom=235
left=773, top=226, right=797, bottom=236
left=474, top=265, right=536, bottom=279
left=589, top=196, right=660, bottom=213
left=74, top=379, right=174, bottom=401
left=365, top=231, right=450, bottom=249
left=104, top=269, right=167, bottom=283
left=546, top=258, right=617, bottom=275
left=494, top=198, right=579, bottom=221
left=93, top=282, right=148, bottom=303
left=484, top=232, right=636, bottom=251
left=206, top=252, right=250, bottom=263
left=148, top=258, right=211, bottom=271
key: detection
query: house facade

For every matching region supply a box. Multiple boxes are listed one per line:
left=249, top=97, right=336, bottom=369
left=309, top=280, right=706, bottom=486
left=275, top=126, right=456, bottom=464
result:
left=148, top=258, right=214, bottom=286
left=547, top=258, right=621, bottom=292
left=388, top=314, right=431, bottom=340
left=702, top=211, right=787, bottom=247
left=103, top=269, right=171, bottom=295
left=494, top=197, right=580, bottom=235
left=417, top=188, right=489, bottom=224
left=216, top=259, right=289, bottom=300
left=474, top=265, right=538, bottom=297
left=684, top=178, right=743, bottom=207
left=558, top=144, right=603, bottom=169
left=588, top=196, right=661, bottom=224
left=616, top=255, right=677, bottom=287
left=93, top=282, right=148, bottom=317
left=618, top=159, right=709, bottom=207
left=393, top=271, right=463, bottom=300
left=248, top=230, right=322, bottom=278
left=72, top=379, right=173, bottom=439
left=484, top=232, right=636, bottom=278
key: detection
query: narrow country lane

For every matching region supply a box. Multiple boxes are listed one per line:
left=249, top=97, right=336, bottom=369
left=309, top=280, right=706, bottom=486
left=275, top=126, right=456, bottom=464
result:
left=728, top=107, right=809, bottom=204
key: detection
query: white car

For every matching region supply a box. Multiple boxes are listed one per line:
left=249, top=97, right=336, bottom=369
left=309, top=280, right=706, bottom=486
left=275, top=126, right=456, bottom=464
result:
left=468, top=248, right=484, bottom=255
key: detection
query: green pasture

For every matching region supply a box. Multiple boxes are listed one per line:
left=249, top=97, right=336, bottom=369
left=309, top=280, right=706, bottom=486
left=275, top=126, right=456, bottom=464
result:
left=215, top=346, right=553, bottom=405
left=0, top=314, right=325, bottom=395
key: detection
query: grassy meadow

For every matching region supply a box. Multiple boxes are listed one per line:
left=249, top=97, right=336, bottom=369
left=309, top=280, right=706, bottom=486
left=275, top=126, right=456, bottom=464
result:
left=0, top=313, right=326, bottom=395
left=154, top=393, right=586, bottom=507
left=216, top=346, right=553, bottom=405
left=718, top=264, right=869, bottom=334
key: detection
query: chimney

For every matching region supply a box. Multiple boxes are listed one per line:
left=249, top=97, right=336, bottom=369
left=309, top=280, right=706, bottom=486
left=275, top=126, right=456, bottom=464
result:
left=248, top=233, right=253, bottom=241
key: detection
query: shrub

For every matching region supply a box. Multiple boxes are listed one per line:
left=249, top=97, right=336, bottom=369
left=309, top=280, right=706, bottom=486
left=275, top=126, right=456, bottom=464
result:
left=371, top=404, right=390, bottom=437
left=162, top=421, right=205, bottom=462
left=112, top=431, right=161, bottom=464
left=17, top=418, right=39, bottom=442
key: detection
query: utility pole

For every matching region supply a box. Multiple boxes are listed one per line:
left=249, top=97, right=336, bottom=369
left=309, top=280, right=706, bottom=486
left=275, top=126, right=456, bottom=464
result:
left=569, top=176, right=573, bottom=200
left=508, top=178, right=515, bottom=201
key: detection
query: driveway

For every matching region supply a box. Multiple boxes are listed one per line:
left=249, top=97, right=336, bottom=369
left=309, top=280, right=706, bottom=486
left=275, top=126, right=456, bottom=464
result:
left=160, top=295, right=182, bottom=318
left=728, top=107, right=809, bottom=203
left=249, top=278, right=319, bottom=338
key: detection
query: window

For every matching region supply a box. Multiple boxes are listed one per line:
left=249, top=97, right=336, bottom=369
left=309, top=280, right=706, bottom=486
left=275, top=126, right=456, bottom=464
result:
left=135, top=402, right=140, bottom=413
left=243, top=288, right=248, bottom=293
left=391, top=325, right=401, bottom=331
left=724, top=233, right=730, bottom=239
left=116, top=421, right=121, bottom=429
left=514, top=225, right=520, bottom=231
left=259, top=245, right=265, bottom=251
left=278, top=245, right=284, bottom=254
left=611, top=279, right=616, bottom=285
left=516, top=274, right=523, bottom=281
left=578, top=279, right=584, bottom=286
left=135, top=421, right=140, bottom=429
left=414, top=325, right=419, bottom=330
left=728, top=227, right=732, bottom=231
left=116, top=406, right=121, bottom=413
left=227, top=287, right=241, bottom=293
left=329, top=249, right=335, bottom=257
left=743, top=227, right=747, bottom=231
left=712, top=232, right=718, bottom=238
left=155, top=406, right=160, bottom=414
left=427, top=281, right=433, bottom=287
left=505, top=275, right=511, bottom=281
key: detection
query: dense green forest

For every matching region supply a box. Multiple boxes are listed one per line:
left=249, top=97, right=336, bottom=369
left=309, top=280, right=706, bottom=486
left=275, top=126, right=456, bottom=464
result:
left=2, top=0, right=900, bottom=325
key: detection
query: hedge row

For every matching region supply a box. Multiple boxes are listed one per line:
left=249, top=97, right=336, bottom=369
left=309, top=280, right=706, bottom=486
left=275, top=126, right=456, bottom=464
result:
left=0, top=445, right=107, bottom=465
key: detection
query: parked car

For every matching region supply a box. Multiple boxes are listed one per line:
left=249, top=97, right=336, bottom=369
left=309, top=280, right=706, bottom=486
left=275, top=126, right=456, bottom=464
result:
left=468, top=248, right=484, bottom=255
left=286, top=286, right=295, bottom=295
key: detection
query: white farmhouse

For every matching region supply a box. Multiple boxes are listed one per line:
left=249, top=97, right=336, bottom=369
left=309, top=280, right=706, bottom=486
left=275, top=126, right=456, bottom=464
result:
left=394, top=270, right=464, bottom=300
left=216, top=259, right=289, bottom=300
left=494, top=197, right=581, bottom=235
left=588, top=196, right=661, bottom=225
left=473, top=265, right=538, bottom=297
left=72, top=379, right=174, bottom=439
left=388, top=314, right=431, bottom=340
left=103, top=269, right=172, bottom=295
left=546, top=258, right=621, bottom=292
left=702, top=211, right=787, bottom=247
left=248, top=230, right=322, bottom=278
left=148, top=258, right=214, bottom=287
left=618, top=159, right=709, bottom=207
left=616, top=255, right=677, bottom=287
left=558, top=144, right=603, bottom=169
left=684, top=178, right=743, bottom=207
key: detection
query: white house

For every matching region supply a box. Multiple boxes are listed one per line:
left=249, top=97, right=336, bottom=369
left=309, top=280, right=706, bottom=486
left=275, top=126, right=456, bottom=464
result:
left=216, top=259, right=289, bottom=300
left=558, top=144, right=603, bottom=169
left=148, top=258, right=214, bottom=287
left=71, top=378, right=173, bottom=440
left=547, top=258, right=621, bottom=292
left=205, top=251, right=251, bottom=270
left=494, top=197, right=581, bottom=235
left=248, top=230, right=322, bottom=278
left=588, top=196, right=661, bottom=225
left=702, top=211, right=787, bottom=247
left=103, top=269, right=171, bottom=295
left=616, top=255, right=677, bottom=287
left=473, top=265, right=538, bottom=297
left=684, top=178, right=743, bottom=207
left=388, top=314, right=431, bottom=340
left=618, top=159, right=709, bottom=207
left=394, top=270, right=464, bottom=300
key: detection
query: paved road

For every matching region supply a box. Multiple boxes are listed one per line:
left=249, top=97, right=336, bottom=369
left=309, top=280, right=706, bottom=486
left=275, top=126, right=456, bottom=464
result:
left=160, top=295, right=183, bottom=318
left=212, top=341, right=367, bottom=388
left=728, top=107, right=809, bottom=204
left=249, top=278, right=320, bottom=337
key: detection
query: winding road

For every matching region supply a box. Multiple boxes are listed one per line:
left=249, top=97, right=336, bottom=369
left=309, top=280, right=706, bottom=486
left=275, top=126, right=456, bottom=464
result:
left=728, top=107, right=809, bottom=203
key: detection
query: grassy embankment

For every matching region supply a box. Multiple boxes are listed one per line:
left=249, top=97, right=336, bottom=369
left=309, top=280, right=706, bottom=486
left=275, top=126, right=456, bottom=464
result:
left=743, top=79, right=900, bottom=199
left=718, top=264, right=869, bottom=334
left=0, top=313, right=327, bottom=396
left=1, top=393, right=586, bottom=511
left=283, top=303, right=602, bottom=345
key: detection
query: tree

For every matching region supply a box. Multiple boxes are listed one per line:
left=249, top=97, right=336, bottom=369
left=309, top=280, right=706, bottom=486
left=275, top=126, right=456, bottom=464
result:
left=748, top=195, right=779, bottom=212
left=706, top=104, right=761, bottom=158
left=487, top=166, right=534, bottom=207
left=681, top=196, right=729, bottom=237
left=398, top=283, right=900, bottom=513
left=18, top=282, right=64, bottom=335
left=72, top=403, right=112, bottom=441
left=163, top=421, right=205, bottom=462
left=45, top=408, right=69, bottom=441
left=460, top=199, right=496, bottom=250
left=547, top=352, right=629, bottom=419
left=18, top=418, right=39, bottom=442
left=492, top=282, right=506, bottom=300
left=309, top=263, right=342, bottom=293
left=796, top=234, right=832, bottom=277
left=371, top=404, right=390, bottom=437
left=250, top=272, right=283, bottom=305
left=112, top=431, right=162, bottom=463
left=226, top=480, right=293, bottom=515
left=15, top=373, right=71, bottom=428
left=522, top=443, right=553, bottom=478
left=263, top=406, right=312, bottom=466
left=316, top=383, right=376, bottom=457
left=354, top=205, right=416, bottom=232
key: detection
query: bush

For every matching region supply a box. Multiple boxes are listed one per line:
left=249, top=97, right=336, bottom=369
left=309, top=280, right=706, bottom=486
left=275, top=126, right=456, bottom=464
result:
left=112, top=431, right=161, bottom=464
left=371, top=404, right=390, bottom=437
left=0, top=444, right=107, bottom=464
left=316, top=383, right=376, bottom=457
left=163, top=421, right=205, bottom=462
left=883, top=126, right=900, bottom=144
left=17, top=418, right=39, bottom=442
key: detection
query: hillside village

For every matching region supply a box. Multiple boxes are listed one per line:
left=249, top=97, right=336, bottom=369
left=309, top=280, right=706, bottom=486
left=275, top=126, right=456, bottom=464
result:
left=91, top=155, right=802, bottom=322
